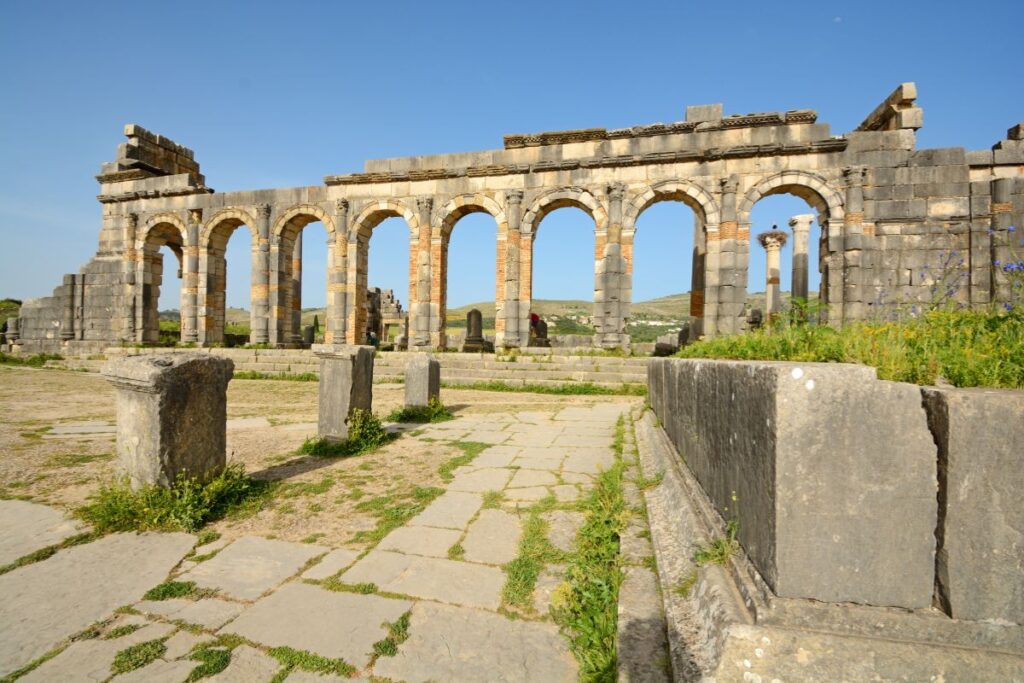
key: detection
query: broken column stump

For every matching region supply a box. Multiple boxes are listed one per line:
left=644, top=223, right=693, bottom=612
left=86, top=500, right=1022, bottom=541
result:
left=313, top=344, right=374, bottom=442
left=405, top=353, right=440, bottom=408
left=102, top=352, right=234, bottom=489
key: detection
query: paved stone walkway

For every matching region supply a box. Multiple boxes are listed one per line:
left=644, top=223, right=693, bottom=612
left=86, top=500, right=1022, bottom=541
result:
left=0, top=403, right=642, bottom=682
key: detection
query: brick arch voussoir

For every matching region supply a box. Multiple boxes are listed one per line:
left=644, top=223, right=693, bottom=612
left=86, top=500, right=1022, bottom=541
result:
left=737, top=171, right=844, bottom=227
left=432, top=193, right=507, bottom=239
left=201, top=208, right=260, bottom=249
left=350, top=199, right=420, bottom=241
left=624, top=180, right=721, bottom=230
left=521, top=186, right=608, bottom=234
left=141, top=212, right=189, bottom=249
left=272, top=203, right=337, bottom=240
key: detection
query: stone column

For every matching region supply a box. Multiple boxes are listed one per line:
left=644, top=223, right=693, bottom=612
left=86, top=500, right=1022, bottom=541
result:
left=124, top=212, right=139, bottom=341
left=102, top=353, right=234, bottom=489
left=290, top=230, right=303, bottom=345
left=6, top=315, right=19, bottom=344
left=840, top=166, right=865, bottom=325
left=405, top=353, right=440, bottom=408
left=758, top=230, right=788, bottom=318
left=991, top=178, right=1015, bottom=304
left=413, top=197, right=435, bottom=348
left=501, top=190, right=524, bottom=348
left=313, top=344, right=374, bottom=442
left=251, top=204, right=271, bottom=344
left=595, top=183, right=627, bottom=348
left=709, top=175, right=741, bottom=335
left=788, top=214, right=814, bottom=301
left=689, top=214, right=706, bottom=340
left=328, top=199, right=349, bottom=344
left=61, top=274, right=76, bottom=341
left=181, top=209, right=201, bottom=343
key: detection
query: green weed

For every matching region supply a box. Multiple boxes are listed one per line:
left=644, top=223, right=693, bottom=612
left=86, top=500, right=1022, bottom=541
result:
left=441, top=380, right=646, bottom=396
left=386, top=398, right=454, bottom=423
left=186, top=646, right=231, bottom=681
left=268, top=646, right=355, bottom=679
left=143, top=581, right=214, bottom=601
left=111, top=639, right=167, bottom=674
left=438, top=441, right=488, bottom=482
left=297, top=410, right=393, bottom=458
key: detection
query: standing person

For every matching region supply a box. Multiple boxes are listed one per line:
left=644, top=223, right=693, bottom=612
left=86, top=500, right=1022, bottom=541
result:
left=529, top=312, right=540, bottom=338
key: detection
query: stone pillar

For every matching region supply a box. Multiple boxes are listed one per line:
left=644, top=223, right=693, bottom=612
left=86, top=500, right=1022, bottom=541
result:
left=61, top=273, right=76, bottom=341
left=124, top=213, right=139, bottom=341
left=594, top=183, right=627, bottom=348
left=709, top=176, right=741, bottom=335
left=501, top=190, right=524, bottom=348
left=758, top=229, right=788, bottom=318
left=840, top=166, right=865, bottom=325
left=462, top=308, right=486, bottom=352
left=251, top=204, right=271, bottom=344
left=788, top=214, right=814, bottom=301
left=181, top=210, right=201, bottom=343
left=6, top=316, right=19, bottom=344
left=689, top=214, right=706, bottom=340
left=328, top=199, right=349, bottom=344
left=991, top=178, right=1015, bottom=304
left=102, top=353, right=234, bottom=489
left=405, top=353, right=440, bottom=408
left=414, top=197, right=434, bottom=348
left=313, top=344, right=374, bottom=442
left=290, top=230, right=303, bottom=345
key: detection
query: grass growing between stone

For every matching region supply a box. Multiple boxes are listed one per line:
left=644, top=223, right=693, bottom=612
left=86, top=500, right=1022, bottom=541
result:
left=233, top=371, right=319, bottom=382
left=350, top=486, right=445, bottom=545
left=268, top=646, right=356, bottom=682
left=441, top=380, right=647, bottom=396
left=502, top=505, right=565, bottom=612
left=111, top=638, right=167, bottom=674
left=371, top=611, right=412, bottom=659
left=186, top=646, right=231, bottom=681
left=0, top=352, right=63, bottom=367
left=437, top=441, right=488, bottom=482
left=692, top=520, right=740, bottom=567
left=550, top=416, right=628, bottom=682
left=678, top=308, right=1024, bottom=389
left=385, top=398, right=454, bottom=423
left=78, top=463, right=275, bottom=533
left=143, top=580, right=216, bottom=601
left=0, top=531, right=99, bottom=576
left=297, top=410, right=395, bottom=458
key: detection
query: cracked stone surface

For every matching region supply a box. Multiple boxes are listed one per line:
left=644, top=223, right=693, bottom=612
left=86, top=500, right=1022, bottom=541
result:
left=462, top=509, right=521, bottom=565
left=378, top=525, right=462, bottom=558
left=179, top=536, right=327, bottom=600
left=206, top=645, right=280, bottom=682
left=408, top=491, right=482, bottom=529
left=0, top=531, right=193, bottom=678
left=224, top=583, right=411, bottom=669
left=135, top=598, right=245, bottom=630
left=448, top=467, right=513, bottom=493
left=342, top=550, right=505, bottom=609
left=0, top=499, right=87, bottom=566
left=545, top=510, right=585, bottom=553
left=508, top=468, right=559, bottom=488
left=22, top=621, right=177, bottom=683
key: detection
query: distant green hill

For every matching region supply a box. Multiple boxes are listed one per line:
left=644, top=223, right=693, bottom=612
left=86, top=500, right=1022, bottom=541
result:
left=1, top=298, right=21, bottom=321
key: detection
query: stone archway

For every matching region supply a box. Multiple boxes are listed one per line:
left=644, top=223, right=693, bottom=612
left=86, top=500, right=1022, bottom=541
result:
left=138, top=213, right=189, bottom=343
left=270, top=204, right=337, bottom=345
left=198, top=209, right=259, bottom=345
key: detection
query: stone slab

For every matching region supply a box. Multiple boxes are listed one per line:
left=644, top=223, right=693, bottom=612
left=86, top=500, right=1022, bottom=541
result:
left=373, top=601, right=576, bottom=682
left=460, top=430, right=510, bottom=445
left=544, top=510, right=585, bottom=553
left=207, top=644, right=280, bottom=682
left=112, top=658, right=194, bottom=683
left=462, top=510, right=521, bottom=565
left=341, top=550, right=504, bottom=609
left=22, top=621, right=177, bottom=683
left=471, top=448, right=520, bottom=468
left=508, top=469, right=559, bottom=488
left=562, top=449, right=616, bottom=474
left=552, top=485, right=580, bottom=503
left=408, top=491, right=482, bottom=529
left=505, top=486, right=550, bottom=503
left=135, top=598, right=245, bottom=630
left=301, top=548, right=360, bottom=580
left=378, top=526, right=462, bottom=558
left=179, top=536, right=327, bottom=600
left=616, top=567, right=670, bottom=683
left=512, top=454, right=564, bottom=470
left=164, top=630, right=213, bottom=660
left=0, top=531, right=193, bottom=678
left=448, top=468, right=513, bottom=493
left=0, top=499, right=87, bottom=566
left=223, top=583, right=409, bottom=669
left=533, top=570, right=564, bottom=615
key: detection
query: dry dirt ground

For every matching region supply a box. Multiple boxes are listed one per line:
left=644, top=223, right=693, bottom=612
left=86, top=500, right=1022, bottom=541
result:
left=0, top=365, right=639, bottom=553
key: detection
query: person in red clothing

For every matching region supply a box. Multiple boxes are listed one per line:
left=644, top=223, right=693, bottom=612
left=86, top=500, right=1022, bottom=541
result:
left=529, top=312, right=540, bottom=337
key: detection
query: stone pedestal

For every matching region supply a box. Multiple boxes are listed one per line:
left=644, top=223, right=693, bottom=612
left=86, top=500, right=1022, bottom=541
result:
left=405, top=353, right=440, bottom=408
left=102, top=353, right=234, bottom=489
left=461, top=309, right=485, bottom=352
left=313, top=344, right=374, bottom=442
left=758, top=230, right=788, bottom=318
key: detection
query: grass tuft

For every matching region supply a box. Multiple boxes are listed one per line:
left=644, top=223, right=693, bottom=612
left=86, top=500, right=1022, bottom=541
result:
left=297, top=410, right=393, bottom=458
left=233, top=371, right=318, bottom=382
left=692, top=521, right=739, bottom=567
left=442, top=380, right=646, bottom=396
left=268, top=646, right=356, bottom=680
left=0, top=531, right=99, bottom=576
left=386, top=398, right=454, bottom=424
left=0, top=352, right=63, bottom=368
left=143, top=580, right=214, bottom=601
left=186, top=647, right=231, bottom=681
left=77, top=464, right=273, bottom=533
left=111, top=639, right=167, bottom=674
left=351, top=486, right=445, bottom=546
left=438, top=441, right=488, bottom=482
left=103, top=624, right=142, bottom=640
left=372, top=611, right=412, bottom=659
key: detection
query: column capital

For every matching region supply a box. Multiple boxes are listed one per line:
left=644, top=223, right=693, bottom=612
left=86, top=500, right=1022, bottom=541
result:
left=606, top=182, right=627, bottom=201
left=255, top=203, right=272, bottom=218
left=843, top=166, right=867, bottom=185
left=415, top=196, right=433, bottom=213
left=788, top=214, right=815, bottom=232
left=504, top=189, right=524, bottom=205
left=757, top=229, right=788, bottom=250
left=335, top=198, right=350, bottom=213
left=720, top=175, right=739, bottom=194
left=187, top=208, right=203, bottom=225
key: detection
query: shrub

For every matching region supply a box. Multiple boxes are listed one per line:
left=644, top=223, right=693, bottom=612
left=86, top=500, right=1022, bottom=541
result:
left=78, top=464, right=272, bottom=533
left=297, top=409, right=392, bottom=458
left=386, top=398, right=453, bottom=423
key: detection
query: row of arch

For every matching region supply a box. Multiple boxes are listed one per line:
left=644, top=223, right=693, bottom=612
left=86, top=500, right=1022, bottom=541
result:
left=135, top=170, right=845, bottom=347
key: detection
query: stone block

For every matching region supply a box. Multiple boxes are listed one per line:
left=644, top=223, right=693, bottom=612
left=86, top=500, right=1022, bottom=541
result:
left=102, top=353, right=234, bottom=488
left=647, top=359, right=937, bottom=609
left=404, top=353, right=439, bottom=407
left=686, top=103, right=723, bottom=123
left=312, top=344, right=374, bottom=441
left=922, top=386, right=1024, bottom=624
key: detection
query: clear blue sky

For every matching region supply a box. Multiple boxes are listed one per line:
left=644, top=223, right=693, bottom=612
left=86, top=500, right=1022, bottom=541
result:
left=1, top=0, right=1020, bottom=313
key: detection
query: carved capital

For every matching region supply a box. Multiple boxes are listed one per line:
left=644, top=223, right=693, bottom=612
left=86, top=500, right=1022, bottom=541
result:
left=416, top=197, right=433, bottom=213
left=126, top=212, right=139, bottom=228
left=607, top=182, right=627, bottom=201
left=335, top=198, right=349, bottom=214
left=757, top=229, right=788, bottom=250
left=505, top=190, right=524, bottom=205
left=720, top=175, right=739, bottom=195
left=843, top=165, right=867, bottom=185
left=188, top=208, right=203, bottom=224
left=255, top=203, right=272, bottom=218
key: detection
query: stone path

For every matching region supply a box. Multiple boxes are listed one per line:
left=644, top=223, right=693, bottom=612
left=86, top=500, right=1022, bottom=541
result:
left=0, top=402, right=653, bottom=682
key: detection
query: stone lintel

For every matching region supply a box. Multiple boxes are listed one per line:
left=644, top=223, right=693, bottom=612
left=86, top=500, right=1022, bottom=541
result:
left=856, top=82, right=922, bottom=132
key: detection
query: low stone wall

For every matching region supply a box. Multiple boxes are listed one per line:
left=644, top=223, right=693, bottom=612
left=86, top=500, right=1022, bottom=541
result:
left=648, top=358, right=1024, bottom=623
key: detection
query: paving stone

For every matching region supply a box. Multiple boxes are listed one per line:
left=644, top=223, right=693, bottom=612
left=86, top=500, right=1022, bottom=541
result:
left=560, top=471, right=592, bottom=485
left=448, top=467, right=513, bottom=493
left=112, top=658, right=195, bottom=683
left=224, top=583, right=410, bottom=669
left=617, top=567, right=670, bottom=683
left=25, top=621, right=180, bottom=683
left=286, top=671, right=367, bottom=682
left=544, top=510, right=586, bottom=553
left=341, top=550, right=504, bottom=609
left=552, top=485, right=581, bottom=503
left=505, top=486, right=550, bottom=503
left=512, top=454, right=564, bottom=470
left=301, top=548, right=360, bottom=580
left=469, top=447, right=520, bottom=468
left=508, top=469, right=558, bottom=488
left=207, top=645, right=280, bottom=682
left=0, top=499, right=88, bottom=566
left=179, top=536, right=327, bottom=600
left=378, top=526, right=462, bottom=558
left=461, top=430, right=509, bottom=445
left=462, top=510, right=521, bottom=565
left=164, top=630, right=214, bottom=660
left=0, top=531, right=193, bottom=679
left=192, top=537, right=231, bottom=557
left=553, top=434, right=612, bottom=448
left=533, top=570, right=565, bottom=615
left=135, top=598, right=192, bottom=618
left=504, top=431, right=559, bottom=447
left=374, top=601, right=576, bottom=682
left=408, top=491, right=482, bottom=529
left=620, top=522, right=654, bottom=564
left=562, top=449, right=616, bottom=474
left=175, top=600, right=246, bottom=630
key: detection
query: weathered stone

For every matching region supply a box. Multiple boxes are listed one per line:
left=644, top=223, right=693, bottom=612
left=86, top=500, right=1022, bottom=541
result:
left=179, top=536, right=326, bottom=600
left=373, top=601, right=576, bottom=682
left=224, top=583, right=410, bottom=669
left=462, top=509, right=521, bottom=564
left=206, top=645, right=279, bottom=682
left=301, top=548, right=360, bottom=580
left=448, top=467, right=513, bottom=493
left=408, top=491, right=482, bottom=529
left=0, top=499, right=87, bottom=566
left=312, top=344, right=373, bottom=442
left=923, top=386, right=1024, bottom=623
left=508, top=468, right=558, bottom=488
left=163, top=630, right=214, bottom=660
left=0, top=531, right=193, bottom=678
left=110, top=658, right=195, bottom=683
left=648, top=359, right=937, bottom=609
left=378, top=526, right=462, bottom=558
left=403, top=353, right=439, bottom=407
left=341, top=550, right=504, bottom=609
left=134, top=598, right=244, bottom=630
left=617, top=567, right=670, bottom=683
left=102, top=353, right=233, bottom=488
left=544, top=510, right=585, bottom=553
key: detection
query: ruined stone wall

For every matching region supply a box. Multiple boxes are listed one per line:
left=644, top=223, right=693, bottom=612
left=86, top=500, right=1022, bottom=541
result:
left=9, top=85, right=1024, bottom=353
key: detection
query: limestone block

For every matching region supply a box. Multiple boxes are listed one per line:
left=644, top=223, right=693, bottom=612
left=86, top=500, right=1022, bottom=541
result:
left=102, top=353, right=234, bottom=488
left=312, top=344, right=374, bottom=441
left=404, top=353, right=440, bottom=408
left=922, top=386, right=1024, bottom=624
left=648, top=359, right=937, bottom=609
